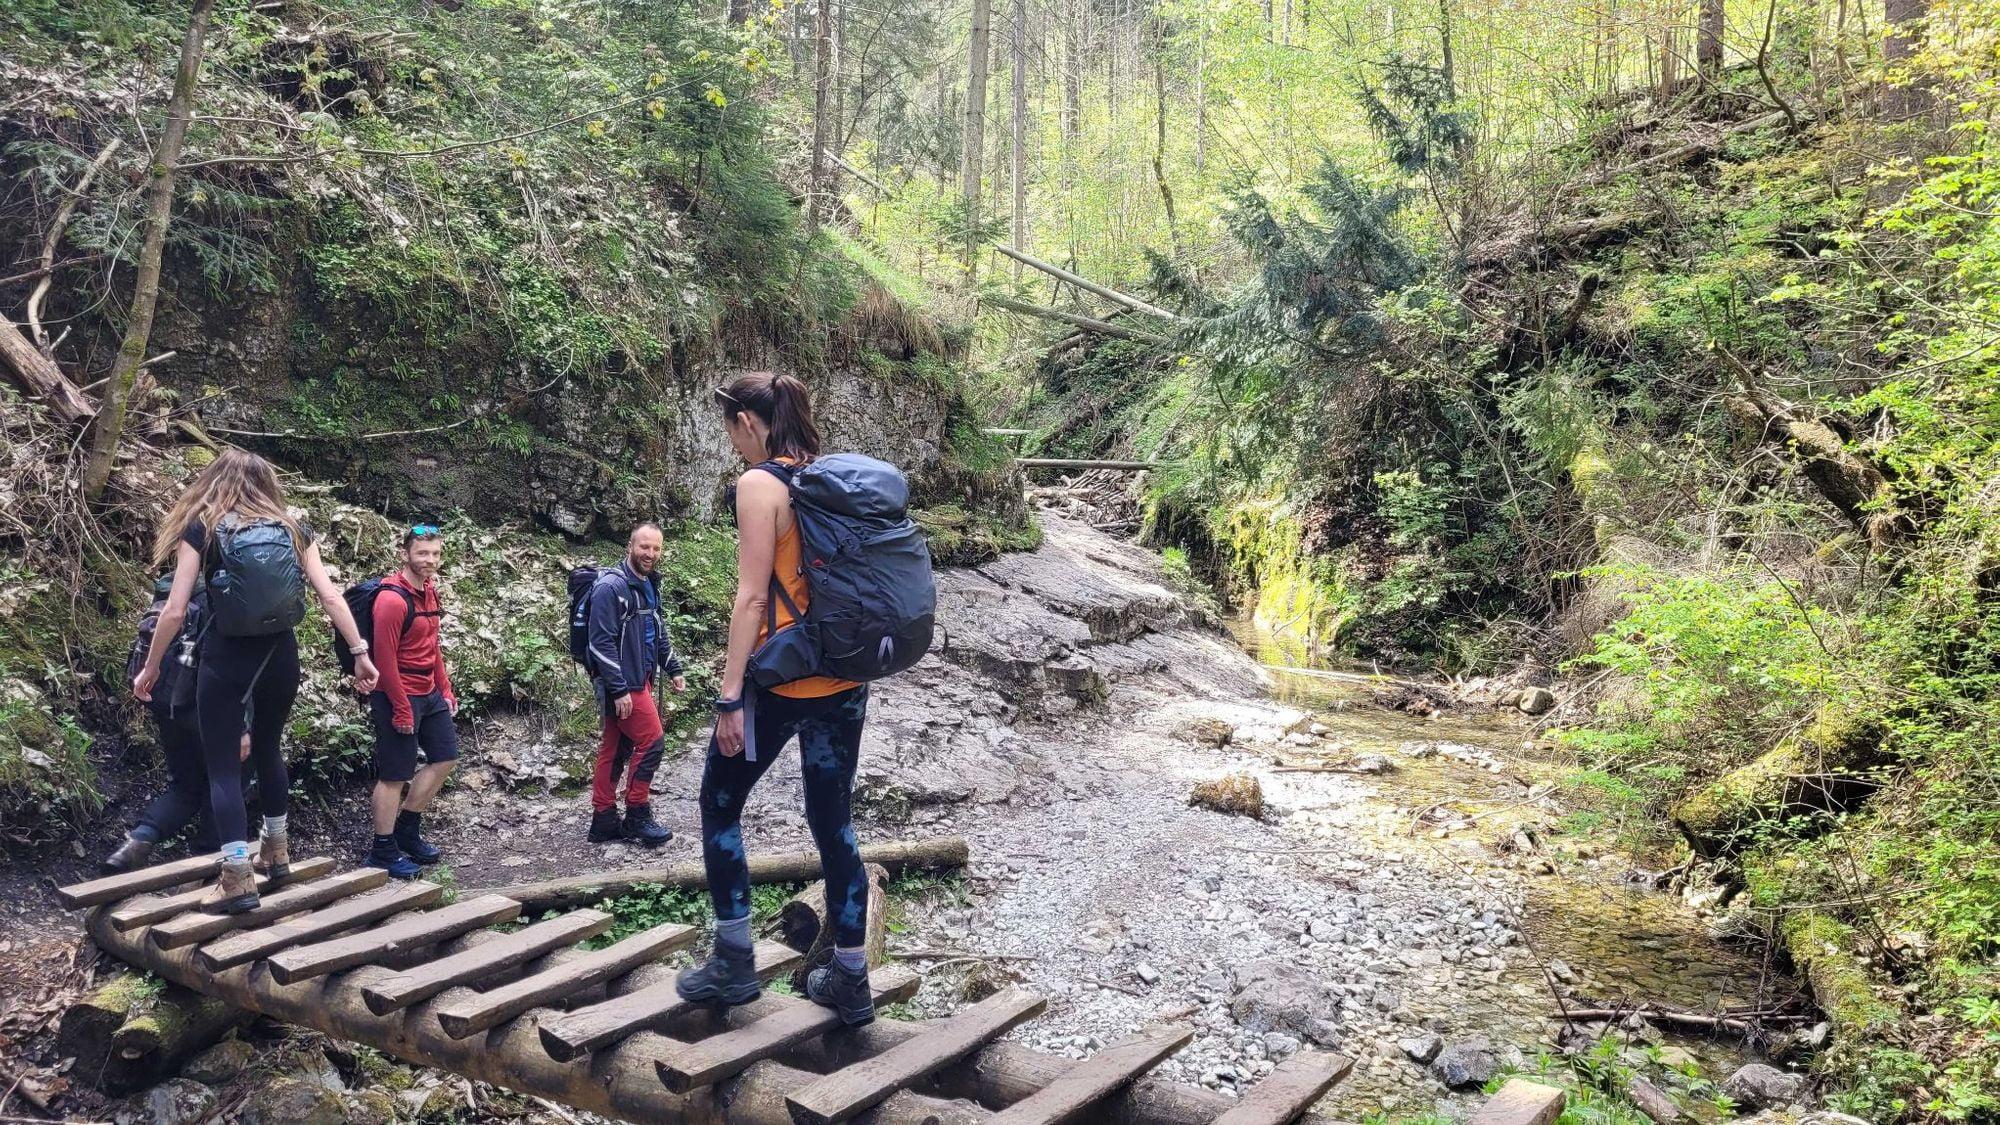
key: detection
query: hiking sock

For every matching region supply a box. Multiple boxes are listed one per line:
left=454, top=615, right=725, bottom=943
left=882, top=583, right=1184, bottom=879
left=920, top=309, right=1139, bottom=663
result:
left=716, top=914, right=753, bottom=953
left=262, top=814, right=287, bottom=838
left=371, top=833, right=399, bottom=857
left=221, top=840, right=252, bottom=863
left=130, top=824, right=163, bottom=844
left=834, top=946, right=867, bottom=974
left=395, top=809, right=422, bottom=834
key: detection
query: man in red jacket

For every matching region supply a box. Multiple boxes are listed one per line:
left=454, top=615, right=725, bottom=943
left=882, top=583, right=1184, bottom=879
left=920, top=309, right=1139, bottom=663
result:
left=364, top=524, right=460, bottom=878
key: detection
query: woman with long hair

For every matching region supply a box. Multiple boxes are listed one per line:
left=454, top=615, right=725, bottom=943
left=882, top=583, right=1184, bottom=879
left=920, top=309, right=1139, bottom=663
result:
left=133, top=449, right=378, bottom=913
left=675, top=371, right=878, bottom=1027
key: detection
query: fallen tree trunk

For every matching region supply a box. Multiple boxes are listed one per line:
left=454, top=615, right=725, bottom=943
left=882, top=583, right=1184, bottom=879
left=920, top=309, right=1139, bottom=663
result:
left=1016, top=458, right=1160, bottom=471
left=59, top=976, right=251, bottom=1094
left=991, top=246, right=1184, bottom=322
left=981, top=295, right=1169, bottom=344
left=1728, top=389, right=1912, bottom=548
left=0, top=314, right=93, bottom=422
left=483, top=837, right=968, bottom=915
left=1780, top=911, right=1902, bottom=1051
left=1672, top=712, right=1885, bottom=858
left=777, top=863, right=888, bottom=991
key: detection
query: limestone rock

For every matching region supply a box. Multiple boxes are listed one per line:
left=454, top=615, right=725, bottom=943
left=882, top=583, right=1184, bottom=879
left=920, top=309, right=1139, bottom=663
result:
left=1431, top=1038, right=1500, bottom=1089
left=1190, top=773, right=1264, bottom=819
left=1179, top=718, right=1235, bottom=747
left=1399, top=1031, right=1444, bottom=1064
left=1721, top=1063, right=1808, bottom=1109
left=1625, top=1076, right=1682, bottom=1123
left=1517, top=686, right=1556, bottom=714
left=1228, top=959, right=1342, bottom=1041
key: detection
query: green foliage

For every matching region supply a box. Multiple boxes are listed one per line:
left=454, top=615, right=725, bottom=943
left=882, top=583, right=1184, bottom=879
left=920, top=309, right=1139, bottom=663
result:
left=589, top=880, right=800, bottom=948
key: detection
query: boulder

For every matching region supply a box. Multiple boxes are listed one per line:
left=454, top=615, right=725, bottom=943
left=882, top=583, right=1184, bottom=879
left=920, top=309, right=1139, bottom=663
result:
left=143, top=1078, right=218, bottom=1125
left=1721, top=1063, right=1808, bottom=1109
left=1431, top=1038, right=1499, bottom=1089
left=1228, top=960, right=1342, bottom=1041
left=1190, top=774, right=1264, bottom=819
left=1517, top=687, right=1556, bottom=715
left=1399, top=1032, right=1444, bottom=1064
left=181, top=1037, right=254, bottom=1085
left=239, top=1077, right=347, bottom=1125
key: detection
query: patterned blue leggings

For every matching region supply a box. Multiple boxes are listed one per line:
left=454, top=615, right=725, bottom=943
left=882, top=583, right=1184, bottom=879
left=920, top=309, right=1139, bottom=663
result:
left=699, top=685, right=870, bottom=946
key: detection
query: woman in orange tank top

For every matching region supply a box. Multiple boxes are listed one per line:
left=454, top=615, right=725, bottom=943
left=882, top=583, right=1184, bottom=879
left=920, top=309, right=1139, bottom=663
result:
left=675, top=371, right=879, bottom=1028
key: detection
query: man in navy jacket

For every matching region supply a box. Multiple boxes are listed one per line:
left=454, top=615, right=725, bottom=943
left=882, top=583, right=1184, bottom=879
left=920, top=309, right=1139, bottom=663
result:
left=586, top=523, right=685, bottom=846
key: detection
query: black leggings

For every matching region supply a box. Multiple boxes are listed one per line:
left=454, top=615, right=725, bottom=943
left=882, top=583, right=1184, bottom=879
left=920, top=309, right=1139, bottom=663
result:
left=197, top=631, right=300, bottom=846
left=699, top=686, right=869, bottom=946
left=133, top=708, right=214, bottom=848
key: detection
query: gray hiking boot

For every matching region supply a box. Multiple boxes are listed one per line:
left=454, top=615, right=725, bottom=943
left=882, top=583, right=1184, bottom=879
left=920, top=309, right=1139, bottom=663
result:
left=806, top=959, right=875, bottom=1027
left=675, top=942, right=760, bottom=1006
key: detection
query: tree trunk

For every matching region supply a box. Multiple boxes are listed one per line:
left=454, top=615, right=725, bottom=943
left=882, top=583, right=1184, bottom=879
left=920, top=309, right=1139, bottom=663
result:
left=1150, top=19, right=1181, bottom=260
left=1880, top=0, right=1927, bottom=115
left=59, top=976, right=250, bottom=1094
left=807, top=0, right=833, bottom=233
left=779, top=863, right=888, bottom=991
left=1009, top=0, right=1028, bottom=282
left=1697, top=0, right=1724, bottom=83
left=82, top=0, right=214, bottom=501
left=1193, top=20, right=1207, bottom=175
left=961, top=0, right=993, bottom=275
left=1672, top=711, right=1884, bottom=857
left=0, top=316, right=93, bottom=422
left=728, top=0, right=750, bottom=24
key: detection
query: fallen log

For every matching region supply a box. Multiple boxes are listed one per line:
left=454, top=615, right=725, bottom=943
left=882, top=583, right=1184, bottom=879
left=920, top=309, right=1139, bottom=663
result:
left=1583, top=111, right=1784, bottom=185
left=1552, top=1007, right=1812, bottom=1031
left=981, top=295, right=1169, bottom=345
left=482, top=837, right=969, bottom=915
left=991, top=246, right=1184, bottom=322
left=0, top=314, right=93, bottom=422
left=1780, top=911, right=1902, bottom=1048
left=1672, top=711, right=1884, bottom=857
left=777, top=863, right=889, bottom=991
left=58, top=976, right=251, bottom=1094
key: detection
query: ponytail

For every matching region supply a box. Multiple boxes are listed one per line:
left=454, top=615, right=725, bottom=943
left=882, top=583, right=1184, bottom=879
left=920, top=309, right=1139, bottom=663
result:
left=717, top=371, right=823, bottom=462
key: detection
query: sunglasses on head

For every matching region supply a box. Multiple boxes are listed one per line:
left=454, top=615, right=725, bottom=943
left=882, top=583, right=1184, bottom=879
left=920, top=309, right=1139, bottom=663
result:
left=713, top=387, right=741, bottom=407
left=409, top=524, right=441, bottom=537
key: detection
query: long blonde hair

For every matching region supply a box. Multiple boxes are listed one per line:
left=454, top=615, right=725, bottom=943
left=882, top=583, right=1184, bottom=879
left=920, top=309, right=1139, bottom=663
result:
left=153, top=449, right=304, bottom=567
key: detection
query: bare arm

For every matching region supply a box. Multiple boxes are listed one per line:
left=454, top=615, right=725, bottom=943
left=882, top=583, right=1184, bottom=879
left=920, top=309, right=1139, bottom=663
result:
left=720, top=470, right=785, bottom=702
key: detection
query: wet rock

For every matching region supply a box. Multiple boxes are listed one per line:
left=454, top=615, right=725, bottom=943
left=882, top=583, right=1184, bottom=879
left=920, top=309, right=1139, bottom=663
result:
left=1399, top=1032, right=1443, bottom=1064
left=1517, top=687, right=1556, bottom=715
left=1431, top=1038, right=1500, bottom=1089
left=239, top=1077, right=346, bottom=1125
left=1721, top=1063, right=1808, bottom=1108
left=143, top=1078, right=217, bottom=1125
left=1228, top=959, right=1342, bottom=1040
left=1625, top=1076, right=1682, bottom=1123
left=1189, top=774, right=1264, bottom=819
left=181, top=1037, right=254, bottom=1085
left=1179, top=718, right=1235, bottom=747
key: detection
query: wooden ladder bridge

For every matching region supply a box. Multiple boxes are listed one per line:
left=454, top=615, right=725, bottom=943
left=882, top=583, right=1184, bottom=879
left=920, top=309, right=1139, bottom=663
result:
left=55, top=856, right=1354, bottom=1125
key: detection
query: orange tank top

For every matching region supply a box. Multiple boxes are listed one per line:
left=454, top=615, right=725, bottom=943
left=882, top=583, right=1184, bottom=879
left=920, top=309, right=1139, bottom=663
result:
left=762, top=461, right=860, bottom=700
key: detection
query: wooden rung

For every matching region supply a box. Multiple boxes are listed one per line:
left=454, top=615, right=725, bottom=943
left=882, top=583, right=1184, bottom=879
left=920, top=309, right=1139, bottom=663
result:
left=1207, top=1052, right=1355, bottom=1125
left=1468, top=1079, right=1567, bottom=1125
left=149, top=866, right=385, bottom=950
left=362, top=909, right=615, bottom=1016
left=785, top=986, right=1047, bottom=1125
left=652, top=964, right=922, bottom=1093
left=55, top=854, right=218, bottom=909
left=265, top=894, right=521, bottom=986
left=986, top=1027, right=1194, bottom=1124
left=196, top=881, right=443, bottom=973
left=109, top=857, right=337, bottom=932
left=434, top=920, right=697, bottom=1040
left=539, top=939, right=803, bottom=1063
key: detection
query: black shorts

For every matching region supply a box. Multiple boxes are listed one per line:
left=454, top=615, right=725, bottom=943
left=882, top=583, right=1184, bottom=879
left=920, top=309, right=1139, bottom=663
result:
left=369, top=689, right=460, bottom=783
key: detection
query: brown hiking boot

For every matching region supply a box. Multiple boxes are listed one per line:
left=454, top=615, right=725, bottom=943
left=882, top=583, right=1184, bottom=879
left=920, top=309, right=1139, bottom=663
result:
left=253, top=833, right=291, bottom=882
left=199, top=860, right=259, bottom=915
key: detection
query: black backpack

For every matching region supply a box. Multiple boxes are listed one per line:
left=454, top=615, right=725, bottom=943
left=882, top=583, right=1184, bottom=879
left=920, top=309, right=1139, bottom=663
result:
left=129, top=577, right=205, bottom=716
left=567, top=565, right=650, bottom=676
left=206, top=516, right=306, bottom=637
left=746, top=455, right=936, bottom=687
left=335, top=578, right=423, bottom=675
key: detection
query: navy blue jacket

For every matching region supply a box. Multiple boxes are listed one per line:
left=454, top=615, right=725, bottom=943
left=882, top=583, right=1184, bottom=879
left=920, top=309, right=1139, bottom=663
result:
left=585, top=561, right=684, bottom=697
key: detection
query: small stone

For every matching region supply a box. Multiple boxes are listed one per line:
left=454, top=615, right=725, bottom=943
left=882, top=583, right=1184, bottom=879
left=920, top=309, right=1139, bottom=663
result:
left=1517, top=687, right=1556, bottom=714
left=144, top=1078, right=218, bottom=1125
left=1263, top=1032, right=1301, bottom=1059
left=1135, top=963, right=1161, bottom=986
left=1179, top=718, right=1235, bottom=747
left=1431, top=1039, right=1500, bottom=1089
left=1399, top=1032, right=1444, bottom=1064
left=1189, top=774, right=1264, bottom=819
left=1547, top=958, right=1576, bottom=984
left=182, top=1037, right=255, bottom=1085
left=1350, top=754, right=1394, bottom=774
left=1721, top=1063, right=1808, bottom=1109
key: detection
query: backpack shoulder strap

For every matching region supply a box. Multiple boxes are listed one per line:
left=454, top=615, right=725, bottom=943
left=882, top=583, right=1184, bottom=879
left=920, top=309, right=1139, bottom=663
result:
left=378, top=580, right=417, bottom=629
left=753, top=459, right=795, bottom=486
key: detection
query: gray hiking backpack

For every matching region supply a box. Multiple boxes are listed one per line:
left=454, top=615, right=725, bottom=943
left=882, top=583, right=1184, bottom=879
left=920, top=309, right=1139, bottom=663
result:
left=746, top=454, right=936, bottom=687
left=206, top=515, right=307, bottom=637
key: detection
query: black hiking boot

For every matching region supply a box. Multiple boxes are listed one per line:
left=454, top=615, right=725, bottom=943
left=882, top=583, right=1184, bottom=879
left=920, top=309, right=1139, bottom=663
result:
left=363, top=835, right=421, bottom=880
left=588, top=807, right=623, bottom=844
left=620, top=803, right=673, bottom=848
left=393, top=810, right=442, bottom=865
left=100, top=833, right=155, bottom=875
left=675, top=942, right=760, bottom=1006
left=806, top=959, right=876, bottom=1027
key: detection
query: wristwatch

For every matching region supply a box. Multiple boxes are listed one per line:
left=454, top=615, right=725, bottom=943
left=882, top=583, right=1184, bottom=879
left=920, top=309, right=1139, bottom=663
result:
left=713, top=696, right=745, bottom=713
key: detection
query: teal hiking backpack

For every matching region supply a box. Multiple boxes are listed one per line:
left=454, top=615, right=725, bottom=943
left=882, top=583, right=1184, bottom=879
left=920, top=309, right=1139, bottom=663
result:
left=206, top=516, right=307, bottom=637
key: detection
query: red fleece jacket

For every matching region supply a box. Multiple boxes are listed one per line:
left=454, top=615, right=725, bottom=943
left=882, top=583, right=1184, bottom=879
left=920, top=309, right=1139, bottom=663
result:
left=372, top=572, right=454, bottom=728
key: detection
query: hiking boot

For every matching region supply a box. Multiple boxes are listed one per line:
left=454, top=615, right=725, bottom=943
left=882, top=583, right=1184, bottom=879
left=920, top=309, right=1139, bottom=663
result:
left=806, top=959, right=876, bottom=1027
left=253, top=832, right=291, bottom=882
left=588, top=808, right=623, bottom=844
left=99, top=834, right=155, bottom=875
left=363, top=836, right=422, bottom=880
left=199, top=860, right=259, bottom=915
left=393, top=811, right=441, bottom=865
left=620, top=803, right=673, bottom=848
left=674, top=942, right=760, bottom=1006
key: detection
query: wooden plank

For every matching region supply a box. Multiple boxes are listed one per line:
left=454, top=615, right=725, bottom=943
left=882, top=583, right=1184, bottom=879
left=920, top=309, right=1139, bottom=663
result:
left=1468, top=1079, right=1566, bottom=1125
left=434, top=921, right=697, bottom=1039
left=986, top=1028, right=1194, bottom=1124
left=195, top=881, right=443, bottom=973
left=265, top=894, right=520, bottom=986
left=1208, top=1052, right=1355, bottom=1125
left=109, top=857, right=336, bottom=932
left=785, top=987, right=1047, bottom=1125
left=538, top=939, right=802, bottom=1062
left=148, top=866, right=387, bottom=950
left=362, top=910, right=615, bottom=1015
left=653, top=965, right=922, bottom=1092
left=55, top=854, right=218, bottom=909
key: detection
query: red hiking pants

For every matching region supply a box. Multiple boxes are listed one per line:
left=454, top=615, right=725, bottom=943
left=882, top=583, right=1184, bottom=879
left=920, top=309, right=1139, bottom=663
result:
left=593, top=683, right=665, bottom=812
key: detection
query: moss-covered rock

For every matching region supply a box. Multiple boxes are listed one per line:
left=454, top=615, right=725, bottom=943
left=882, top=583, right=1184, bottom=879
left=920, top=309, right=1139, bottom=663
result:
left=1672, top=709, right=1886, bottom=857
